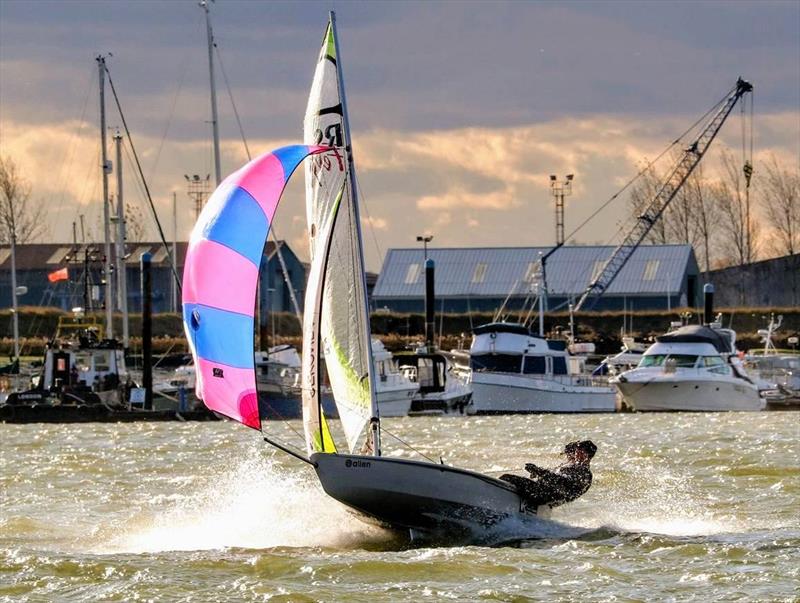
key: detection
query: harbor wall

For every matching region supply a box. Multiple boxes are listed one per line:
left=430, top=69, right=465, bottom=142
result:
left=707, top=254, right=800, bottom=308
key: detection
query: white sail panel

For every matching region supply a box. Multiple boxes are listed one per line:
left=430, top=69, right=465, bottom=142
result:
left=302, top=21, right=374, bottom=454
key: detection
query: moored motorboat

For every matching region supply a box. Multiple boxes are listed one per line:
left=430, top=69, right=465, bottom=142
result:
left=467, top=322, right=617, bottom=414
left=612, top=285, right=767, bottom=412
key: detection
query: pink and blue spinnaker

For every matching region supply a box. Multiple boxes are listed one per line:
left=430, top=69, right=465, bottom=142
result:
left=182, top=145, right=328, bottom=429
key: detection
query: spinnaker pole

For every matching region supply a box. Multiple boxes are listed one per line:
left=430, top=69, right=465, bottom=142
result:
left=329, top=11, right=381, bottom=456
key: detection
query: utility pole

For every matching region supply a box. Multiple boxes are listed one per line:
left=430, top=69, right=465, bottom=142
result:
left=549, top=174, right=573, bottom=246
left=114, top=130, right=129, bottom=348
left=9, top=224, right=19, bottom=362
left=201, top=0, right=222, bottom=187
left=97, top=55, right=113, bottom=339
left=172, top=191, right=178, bottom=313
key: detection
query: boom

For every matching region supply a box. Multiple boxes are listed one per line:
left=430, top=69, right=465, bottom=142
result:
left=574, top=78, right=753, bottom=311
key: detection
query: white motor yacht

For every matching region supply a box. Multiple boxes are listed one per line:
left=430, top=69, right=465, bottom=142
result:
left=612, top=324, right=766, bottom=411
left=467, top=323, right=617, bottom=414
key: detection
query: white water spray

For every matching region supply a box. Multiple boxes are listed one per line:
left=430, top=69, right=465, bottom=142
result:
left=96, top=454, right=388, bottom=553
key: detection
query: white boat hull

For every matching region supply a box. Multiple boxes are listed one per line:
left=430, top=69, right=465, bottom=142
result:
left=311, top=452, right=548, bottom=540
left=615, top=376, right=765, bottom=411
left=375, top=385, right=416, bottom=417
left=469, top=372, right=617, bottom=414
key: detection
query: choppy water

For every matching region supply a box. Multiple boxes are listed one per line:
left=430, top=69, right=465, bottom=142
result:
left=1, top=413, right=798, bottom=601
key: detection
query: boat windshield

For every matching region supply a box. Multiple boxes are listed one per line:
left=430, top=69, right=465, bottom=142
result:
left=670, top=355, right=699, bottom=367
left=639, top=354, right=699, bottom=368
left=639, top=354, right=667, bottom=367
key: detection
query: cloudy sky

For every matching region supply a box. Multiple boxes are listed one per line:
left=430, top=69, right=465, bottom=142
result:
left=1, top=0, right=798, bottom=271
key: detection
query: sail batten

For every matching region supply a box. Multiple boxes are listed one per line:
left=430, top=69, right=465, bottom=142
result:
left=182, top=144, right=328, bottom=431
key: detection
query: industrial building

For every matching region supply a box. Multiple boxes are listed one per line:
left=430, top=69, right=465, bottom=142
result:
left=0, top=241, right=305, bottom=316
left=372, top=245, right=701, bottom=313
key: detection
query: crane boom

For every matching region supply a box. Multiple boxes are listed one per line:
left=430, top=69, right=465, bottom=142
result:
left=574, top=77, right=753, bottom=311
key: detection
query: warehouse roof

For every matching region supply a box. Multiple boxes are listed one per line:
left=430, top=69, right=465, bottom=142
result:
left=373, top=245, right=697, bottom=298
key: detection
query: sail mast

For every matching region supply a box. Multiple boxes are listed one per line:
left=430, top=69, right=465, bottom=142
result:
left=97, top=55, right=114, bottom=339
left=201, top=0, right=222, bottom=187
left=329, top=11, right=381, bottom=456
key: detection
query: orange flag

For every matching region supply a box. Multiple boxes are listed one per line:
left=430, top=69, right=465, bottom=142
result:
left=47, top=267, right=69, bottom=283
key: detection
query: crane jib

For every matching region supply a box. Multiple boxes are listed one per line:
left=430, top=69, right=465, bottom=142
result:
left=574, top=78, right=753, bottom=312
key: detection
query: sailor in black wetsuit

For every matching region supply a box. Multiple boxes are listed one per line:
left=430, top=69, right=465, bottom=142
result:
left=501, top=440, right=597, bottom=508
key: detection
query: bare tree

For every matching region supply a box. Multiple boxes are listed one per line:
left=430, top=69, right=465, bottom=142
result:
left=712, top=148, right=759, bottom=267
left=626, top=155, right=721, bottom=277
left=627, top=162, right=669, bottom=244
left=759, top=154, right=799, bottom=257
left=0, top=156, right=46, bottom=245
left=682, top=163, right=719, bottom=277
left=124, top=201, right=146, bottom=242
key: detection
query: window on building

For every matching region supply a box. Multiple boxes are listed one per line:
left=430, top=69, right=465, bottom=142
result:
left=404, top=263, right=420, bottom=284
left=524, top=261, right=541, bottom=283
left=643, top=259, right=660, bottom=281
left=472, top=262, right=488, bottom=284
left=590, top=260, right=606, bottom=283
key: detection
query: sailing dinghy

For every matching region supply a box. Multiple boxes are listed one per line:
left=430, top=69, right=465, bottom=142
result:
left=182, top=13, right=571, bottom=543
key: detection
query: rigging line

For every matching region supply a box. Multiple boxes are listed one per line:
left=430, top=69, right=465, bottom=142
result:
left=148, top=49, right=191, bottom=184
left=122, top=138, right=146, bottom=202
left=103, top=63, right=182, bottom=292
left=72, top=147, right=102, bottom=240
left=54, top=66, right=95, bottom=221
left=353, top=174, right=383, bottom=271
left=379, top=425, right=438, bottom=464
left=214, top=42, right=251, bottom=161
left=564, top=83, right=736, bottom=243
left=260, top=406, right=308, bottom=445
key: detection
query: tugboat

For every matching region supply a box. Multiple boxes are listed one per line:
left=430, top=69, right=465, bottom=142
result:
left=2, top=309, right=130, bottom=420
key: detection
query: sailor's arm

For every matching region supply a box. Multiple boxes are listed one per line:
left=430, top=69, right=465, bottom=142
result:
left=525, top=463, right=557, bottom=479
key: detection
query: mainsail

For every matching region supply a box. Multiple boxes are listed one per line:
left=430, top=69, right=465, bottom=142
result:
left=302, top=15, right=378, bottom=454
left=182, top=145, right=328, bottom=429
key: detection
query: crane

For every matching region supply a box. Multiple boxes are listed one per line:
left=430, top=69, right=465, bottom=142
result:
left=573, top=77, right=753, bottom=311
